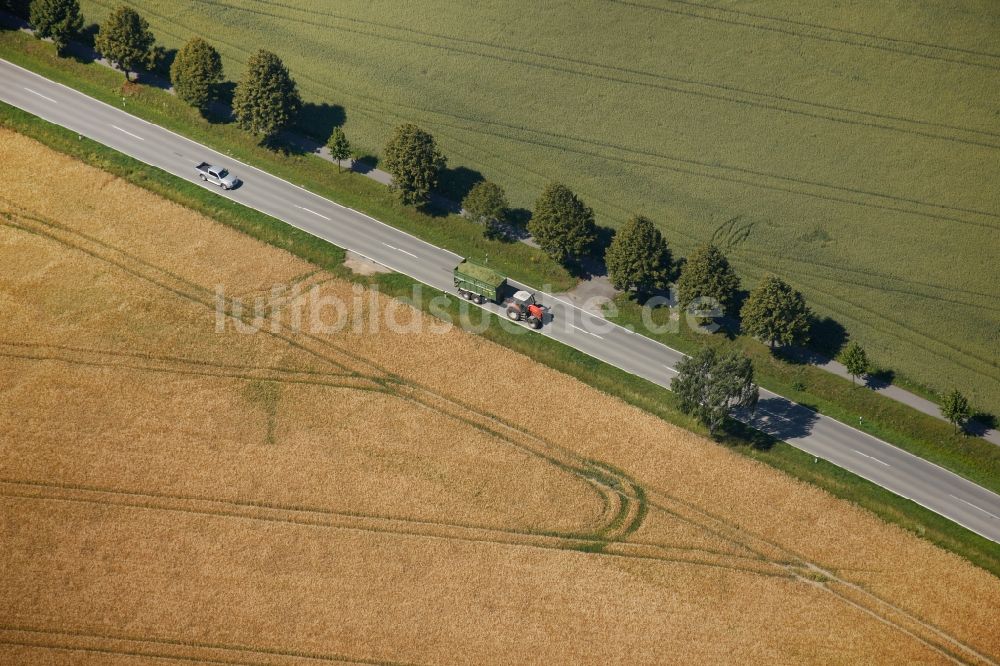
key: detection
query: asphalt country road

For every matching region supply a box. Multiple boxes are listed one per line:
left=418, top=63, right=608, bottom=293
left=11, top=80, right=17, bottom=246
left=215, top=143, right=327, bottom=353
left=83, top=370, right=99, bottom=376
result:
left=2, top=59, right=999, bottom=543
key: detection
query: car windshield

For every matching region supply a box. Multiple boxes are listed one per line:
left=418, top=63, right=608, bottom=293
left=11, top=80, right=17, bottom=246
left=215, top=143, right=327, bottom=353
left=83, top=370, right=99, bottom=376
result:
left=217, top=169, right=229, bottom=178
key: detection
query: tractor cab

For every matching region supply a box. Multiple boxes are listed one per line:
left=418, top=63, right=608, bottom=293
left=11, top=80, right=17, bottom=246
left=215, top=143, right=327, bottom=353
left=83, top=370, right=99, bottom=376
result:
left=512, top=290, right=537, bottom=308
left=506, top=290, right=548, bottom=329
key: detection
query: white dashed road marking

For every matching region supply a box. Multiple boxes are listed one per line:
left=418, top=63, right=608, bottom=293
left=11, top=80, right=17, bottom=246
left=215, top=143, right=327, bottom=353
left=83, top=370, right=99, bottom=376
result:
left=111, top=125, right=144, bottom=140
left=853, top=449, right=891, bottom=466
left=293, top=205, right=331, bottom=221
left=570, top=324, right=604, bottom=339
left=382, top=243, right=418, bottom=258
left=23, top=87, right=57, bottom=104
left=950, top=495, right=1000, bottom=520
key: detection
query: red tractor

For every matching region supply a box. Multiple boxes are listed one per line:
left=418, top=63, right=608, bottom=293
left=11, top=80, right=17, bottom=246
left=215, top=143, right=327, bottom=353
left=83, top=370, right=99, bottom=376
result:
left=505, top=290, right=547, bottom=329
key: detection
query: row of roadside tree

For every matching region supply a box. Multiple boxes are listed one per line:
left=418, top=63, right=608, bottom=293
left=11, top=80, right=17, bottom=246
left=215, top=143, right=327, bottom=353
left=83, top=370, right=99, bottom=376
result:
left=3, top=0, right=976, bottom=435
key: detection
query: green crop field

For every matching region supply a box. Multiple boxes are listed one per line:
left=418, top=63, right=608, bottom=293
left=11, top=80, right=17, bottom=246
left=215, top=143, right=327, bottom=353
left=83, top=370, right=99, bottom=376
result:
left=77, top=0, right=1000, bottom=412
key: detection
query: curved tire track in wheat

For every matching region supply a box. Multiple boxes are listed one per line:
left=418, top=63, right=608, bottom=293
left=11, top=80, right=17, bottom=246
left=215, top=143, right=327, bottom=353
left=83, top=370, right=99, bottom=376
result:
left=0, top=625, right=418, bottom=665
left=2, top=203, right=992, bottom=662
left=0, top=204, right=641, bottom=541
left=641, top=483, right=998, bottom=665
left=0, top=480, right=785, bottom=577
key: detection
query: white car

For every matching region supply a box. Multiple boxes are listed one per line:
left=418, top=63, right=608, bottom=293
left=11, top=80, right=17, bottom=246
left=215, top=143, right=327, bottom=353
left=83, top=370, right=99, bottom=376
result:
left=195, top=161, right=240, bottom=189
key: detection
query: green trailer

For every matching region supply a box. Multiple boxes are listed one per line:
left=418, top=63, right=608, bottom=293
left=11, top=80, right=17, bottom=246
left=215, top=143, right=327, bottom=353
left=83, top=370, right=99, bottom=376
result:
left=453, top=258, right=506, bottom=304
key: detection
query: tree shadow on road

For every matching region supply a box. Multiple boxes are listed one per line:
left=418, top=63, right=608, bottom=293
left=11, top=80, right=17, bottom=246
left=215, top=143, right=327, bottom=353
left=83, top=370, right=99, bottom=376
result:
left=731, top=396, right=821, bottom=447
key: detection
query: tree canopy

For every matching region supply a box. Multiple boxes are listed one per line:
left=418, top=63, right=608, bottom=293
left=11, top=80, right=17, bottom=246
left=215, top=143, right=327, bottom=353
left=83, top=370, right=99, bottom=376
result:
left=675, top=244, right=740, bottom=319
left=232, top=49, right=302, bottom=140
left=170, top=37, right=223, bottom=111
left=382, top=123, right=447, bottom=205
left=604, top=215, right=671, bottom=294
left=740, top=274, right=811, bottom=348
left=942, top=389, right=971, bottom=434
left=94, top=5, right=155, bottom=80
left=29, top=0, right=83, bottom=55
left=672, top=346, right=759, bottom=436
left=840, top=341, right=870, bottom=385
left=327, top=127, right=352, bottom=172
left=527, top=182, right=597, bottom=265
left=462, top=180, right=508, bottom=238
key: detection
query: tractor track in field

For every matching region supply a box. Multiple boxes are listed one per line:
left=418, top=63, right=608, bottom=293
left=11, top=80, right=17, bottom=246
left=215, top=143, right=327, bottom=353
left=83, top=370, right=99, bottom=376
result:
left=230, top=0, right=1000, bottom=141
left=640, top=484, right=999, bottom=666
left=5, top=478, right=992, bottom=663
left=0, top=625, right=419, bottom=666
left=0, top=341, right=388, bottom=393
left=90, top=2, right=1000, bottom=224
left=696, top=245, right=1000, bottom=388
left=722, top=245, right=1000, bottom=306
left=194, top=0, right=1000, bottom=150
left=744, top=266, right=1000, bottom=382
left=2, top=203, right=994, bottom=663
left=0, top=480, right=786, bottom=577
left=0, top=203, right=645, bottom=544
left=417, top=116, right=1000, bottom=232
left=607, top=0, right=1000, bottom=71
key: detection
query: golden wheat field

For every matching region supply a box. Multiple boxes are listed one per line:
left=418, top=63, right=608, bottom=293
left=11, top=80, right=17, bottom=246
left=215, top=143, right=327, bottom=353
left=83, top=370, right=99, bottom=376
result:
left=0, top=128, right=998, bottom=665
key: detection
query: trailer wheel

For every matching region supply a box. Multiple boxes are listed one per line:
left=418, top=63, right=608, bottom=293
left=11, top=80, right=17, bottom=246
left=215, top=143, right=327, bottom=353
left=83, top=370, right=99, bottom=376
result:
left=475, top=295, right=485, bottom=305
left=506, top=308, right=520, bottom=321
left=463, top=291, right=473, bottom=300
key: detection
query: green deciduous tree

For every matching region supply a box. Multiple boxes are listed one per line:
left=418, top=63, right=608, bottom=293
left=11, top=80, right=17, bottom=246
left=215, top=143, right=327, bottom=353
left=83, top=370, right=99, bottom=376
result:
left=328, top=127, right=351, bottom=172
left=232, top=49, right=302, bottom=140
left=29, top=0, right=83, bottom=55
left=675, top=244, right=740, bottom=320
left=840, top=341, right=870, bottom=385
left=528, top=182, right=597, bottom=265
left=604, top=214, right=671, bottom=294
left=170, top=37, right=223, bottom=111
left=382, top=123, right=446, bottom=205
left=741, top=274, right=811, bottom=348
left=462, top=180, right=508, bottom=239
left=94, top=5, right=154, bottom=81
left=672, top=346, right=759, bottom=436
left=942, top=389, right=971, bottom=434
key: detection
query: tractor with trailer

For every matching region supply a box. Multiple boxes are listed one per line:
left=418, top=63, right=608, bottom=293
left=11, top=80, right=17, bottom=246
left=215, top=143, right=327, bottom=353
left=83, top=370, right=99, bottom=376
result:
left=453, top=259, right=548, bottom=329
